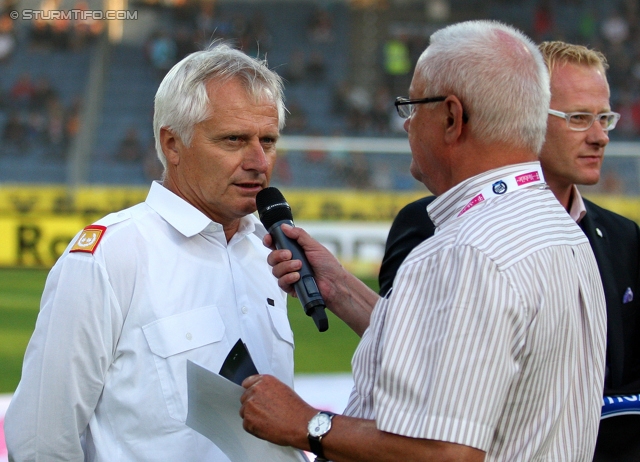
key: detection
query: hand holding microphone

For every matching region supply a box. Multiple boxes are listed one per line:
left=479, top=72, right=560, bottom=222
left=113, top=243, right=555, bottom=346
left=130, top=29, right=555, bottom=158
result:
left=256, top=187, right=329, bottom=332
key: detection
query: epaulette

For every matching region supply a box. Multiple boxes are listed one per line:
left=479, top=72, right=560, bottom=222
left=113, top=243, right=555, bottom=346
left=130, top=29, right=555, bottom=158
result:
left=69, top=210, right=131, bottom=254
left=70, top=225, right=107, bottom=254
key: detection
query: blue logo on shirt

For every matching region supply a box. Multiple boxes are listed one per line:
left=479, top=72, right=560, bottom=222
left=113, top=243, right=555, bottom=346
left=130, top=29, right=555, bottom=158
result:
left=492, top=180, right=507, bottom=194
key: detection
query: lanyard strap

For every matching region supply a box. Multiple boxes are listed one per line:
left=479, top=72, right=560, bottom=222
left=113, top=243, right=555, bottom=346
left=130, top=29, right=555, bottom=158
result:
left=457, top=166, right=546, bottom=217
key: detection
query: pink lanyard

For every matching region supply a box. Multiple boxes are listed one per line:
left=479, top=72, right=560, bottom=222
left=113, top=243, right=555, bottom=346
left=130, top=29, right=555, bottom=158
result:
left=457, top=166, right=545, bottom=217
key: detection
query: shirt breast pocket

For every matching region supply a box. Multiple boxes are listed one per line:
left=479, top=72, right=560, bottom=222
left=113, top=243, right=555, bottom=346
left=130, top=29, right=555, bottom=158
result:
left=264, top=301, right=295, bottom=385
left=143, top=305, right=227, bottom=422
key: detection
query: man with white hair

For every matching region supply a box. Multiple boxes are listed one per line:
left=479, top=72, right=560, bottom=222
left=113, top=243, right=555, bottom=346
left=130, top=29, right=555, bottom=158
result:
left=239, top=21, right=606, bottom=461
left=378, top=40, right=640, bottom=461
left=6, top=43, right=294, bottom=461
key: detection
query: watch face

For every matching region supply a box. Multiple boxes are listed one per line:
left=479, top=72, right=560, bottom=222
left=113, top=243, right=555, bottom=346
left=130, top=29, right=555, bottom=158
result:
left=308, top=413, right=332, bottom=437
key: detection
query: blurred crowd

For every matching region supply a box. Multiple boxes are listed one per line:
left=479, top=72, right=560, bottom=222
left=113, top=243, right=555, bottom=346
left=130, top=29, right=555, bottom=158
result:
left=0, top=72, right=81, bottom=159
left=526, top=0, right=640, bottom=138
left=142, top=0, right=640, bottom=139
left=0, top=0, right=639, bottom=190
left=28, top=0, right=104, bottom=52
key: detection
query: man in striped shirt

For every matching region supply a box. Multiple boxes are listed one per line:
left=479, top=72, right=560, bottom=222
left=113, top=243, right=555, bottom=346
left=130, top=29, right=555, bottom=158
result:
left=240, top=20, right=607, bottom=461
left=379, top=41, right=640, bottom=460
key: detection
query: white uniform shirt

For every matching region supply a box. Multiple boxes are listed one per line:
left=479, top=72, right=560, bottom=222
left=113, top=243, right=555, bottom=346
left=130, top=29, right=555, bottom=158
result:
left=5, top=181, right=293, bottom=461
left=344, top=162, right=607, bottom=461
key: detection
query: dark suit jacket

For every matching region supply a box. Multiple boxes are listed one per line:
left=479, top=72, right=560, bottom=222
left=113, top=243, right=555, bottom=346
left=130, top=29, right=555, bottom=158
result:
left=378, top=196, right=437, bottom=297
left=580, top=198, right=640, bottom=395
left=580, top=198, right=640, bottom=462
left=379, top=195, right=640, bottom=460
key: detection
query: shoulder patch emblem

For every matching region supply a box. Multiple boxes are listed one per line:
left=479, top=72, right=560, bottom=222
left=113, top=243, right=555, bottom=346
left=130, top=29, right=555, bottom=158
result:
left=70, top=225, right=107, bottom=254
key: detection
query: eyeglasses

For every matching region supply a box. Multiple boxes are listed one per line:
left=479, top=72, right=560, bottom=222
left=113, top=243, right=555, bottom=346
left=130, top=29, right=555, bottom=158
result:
left=395, top=96, right=469, bottom=123
left=395, top=96, right=447, bottom=118
left=548, top=109, right=621, bottom=132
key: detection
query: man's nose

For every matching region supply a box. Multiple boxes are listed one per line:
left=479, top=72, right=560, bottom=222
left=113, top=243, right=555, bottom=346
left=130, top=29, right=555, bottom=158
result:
left=243, top=140, right=270, bottom=172
left=587, top=120, right=610, bottom=148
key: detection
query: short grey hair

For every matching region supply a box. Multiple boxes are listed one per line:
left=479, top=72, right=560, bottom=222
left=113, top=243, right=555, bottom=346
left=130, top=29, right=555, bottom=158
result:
left=153, top=42, right=286, bottom=169
left=416, top=20, right=550, bottom=154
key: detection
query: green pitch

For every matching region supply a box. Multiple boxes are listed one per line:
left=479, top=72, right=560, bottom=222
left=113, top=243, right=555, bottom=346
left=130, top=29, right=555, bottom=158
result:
left=0, top=268, right=47, bottom=393
left=0, top=267, right=377, bottom=393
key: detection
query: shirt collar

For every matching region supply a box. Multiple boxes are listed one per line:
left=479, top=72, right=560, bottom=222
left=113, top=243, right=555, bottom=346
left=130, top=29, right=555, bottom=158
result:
left=145, top=181, right=267, bottom=239
left=568, top=184, right=587, bottom=223
left=427, top=161, right=544, bottom=227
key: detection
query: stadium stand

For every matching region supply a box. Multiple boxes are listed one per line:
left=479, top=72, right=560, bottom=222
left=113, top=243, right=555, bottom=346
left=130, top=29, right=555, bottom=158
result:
left=90, top=42, right=156, bottom=184
left=0, top=0, right=638, bottom=191
left=0, top=29, right=92, bottom=182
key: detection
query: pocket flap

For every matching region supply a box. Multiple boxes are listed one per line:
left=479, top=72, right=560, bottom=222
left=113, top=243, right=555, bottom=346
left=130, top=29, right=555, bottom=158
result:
left=267, top=306, right=294, bottom=345
left=143, top=306, right=225, bottom=358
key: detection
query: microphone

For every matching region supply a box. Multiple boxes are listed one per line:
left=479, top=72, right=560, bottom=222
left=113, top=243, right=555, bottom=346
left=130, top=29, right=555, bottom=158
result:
left=256, top=187, right=329, bottom=332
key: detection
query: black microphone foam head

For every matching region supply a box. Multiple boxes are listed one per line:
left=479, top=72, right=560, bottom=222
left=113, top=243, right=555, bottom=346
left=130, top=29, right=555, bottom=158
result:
left=256, top=187, right=294, bottom=229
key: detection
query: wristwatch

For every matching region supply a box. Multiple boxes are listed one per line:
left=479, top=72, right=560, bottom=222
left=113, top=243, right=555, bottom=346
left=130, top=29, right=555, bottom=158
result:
left=307, top=410, right=335, bottom=461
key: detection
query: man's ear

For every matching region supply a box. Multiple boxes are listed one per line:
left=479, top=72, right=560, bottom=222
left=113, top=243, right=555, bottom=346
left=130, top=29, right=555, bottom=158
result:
left=443, top=96, right=465, bottom=143
left=159, top=127, right=181, bottom=166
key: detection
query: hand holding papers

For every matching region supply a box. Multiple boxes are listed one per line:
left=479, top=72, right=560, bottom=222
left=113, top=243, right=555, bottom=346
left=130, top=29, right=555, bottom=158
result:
left=186, top=340, right=309, bottom=462
left=218, top=339, right=259, bottom=386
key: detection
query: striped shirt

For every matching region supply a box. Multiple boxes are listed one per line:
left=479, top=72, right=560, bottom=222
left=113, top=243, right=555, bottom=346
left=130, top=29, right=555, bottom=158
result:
left=344, top=162, right=607, bottom=461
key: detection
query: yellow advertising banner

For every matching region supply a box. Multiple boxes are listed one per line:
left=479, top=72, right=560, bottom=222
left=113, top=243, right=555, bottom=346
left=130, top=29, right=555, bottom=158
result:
left=0, top=185, right=638, bottom=268
left=0, top=185, right=429, bottom=221
left=0, top=184, right=148, bottom=217
left=0, top=216, right=91, bottom=267
left=583, top=194, right=640, bottom=224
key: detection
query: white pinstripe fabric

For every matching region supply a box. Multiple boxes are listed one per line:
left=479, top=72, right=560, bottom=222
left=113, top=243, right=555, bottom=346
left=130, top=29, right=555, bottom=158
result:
left=344, top=162, right=607, bottom=461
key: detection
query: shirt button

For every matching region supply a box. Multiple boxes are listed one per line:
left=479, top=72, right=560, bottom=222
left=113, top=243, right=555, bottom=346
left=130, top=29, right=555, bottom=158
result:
left=204, top=223, right=219, bottom=233
left=241, top=306, right=248, bottom=314
left=186, top=332, right=192, bottom=340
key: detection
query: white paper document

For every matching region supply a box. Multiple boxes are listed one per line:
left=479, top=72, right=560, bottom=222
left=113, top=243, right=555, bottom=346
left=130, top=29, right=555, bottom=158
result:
left=186, top=360, right=309, bottom=462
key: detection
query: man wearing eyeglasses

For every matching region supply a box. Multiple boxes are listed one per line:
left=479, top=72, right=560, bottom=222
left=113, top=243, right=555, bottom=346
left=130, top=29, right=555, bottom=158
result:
left=239, top=22, right=606, bottom=461
left=379, top=40, right=640, bottom=461
left=539, top=41, right=640, bottom=462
